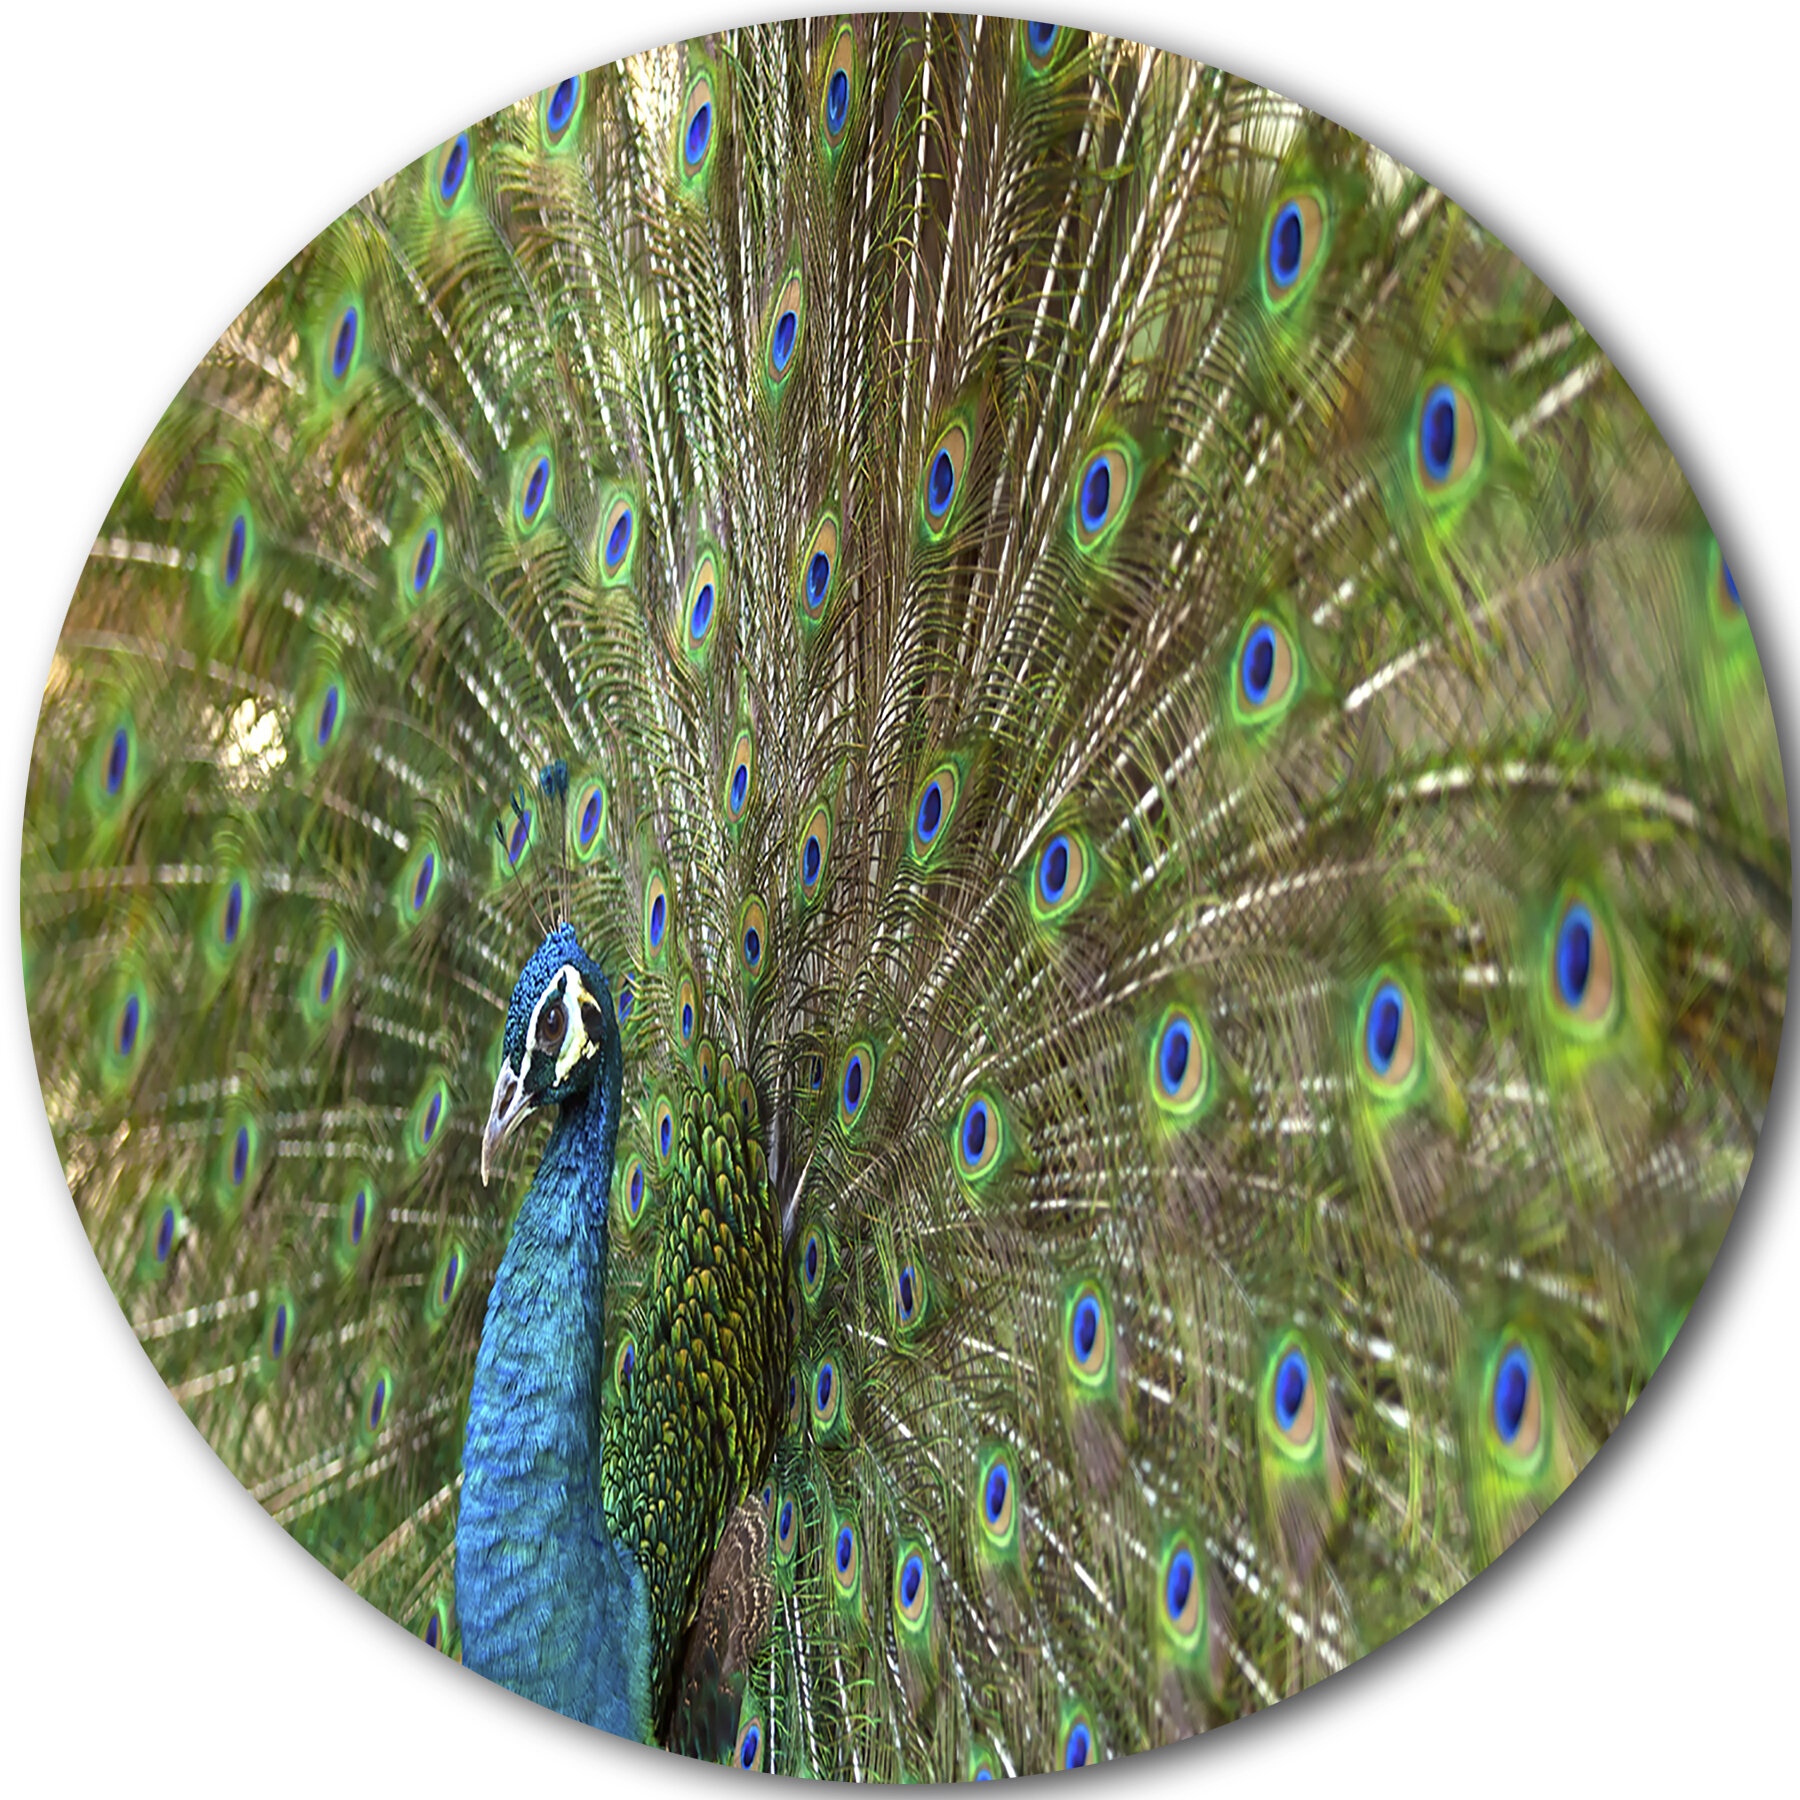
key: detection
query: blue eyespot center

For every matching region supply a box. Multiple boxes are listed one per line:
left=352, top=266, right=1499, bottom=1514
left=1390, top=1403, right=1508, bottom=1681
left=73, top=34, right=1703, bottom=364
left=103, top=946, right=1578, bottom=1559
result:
left=370, top=1377, right=386, bottom=1426
left=318, top=685, right=340, bottom=747
left=351, top=1189, right=367, bottom=1243
left=320, top=946, right=339, bottom=1002
left=962, top=1100, right=989, bottom=1164
left=1494, top=1346, right=1531, bottom=1443
left=1027, top=22, right=1058, bottom=55
left=1366, top=982, right=1403, bottom=1073
left=413, top=528, right=438, bottom=593
left=606, top=508, right=632, bottom=567
left=1039, top=835, right=1071, bottom=904
left=985, top=1462, right=1009, bottom=1523
left=223, top=514, right=247, bottom=587
left=425, top=1613, right=441, bottom=1649
left=223, top=881, right=243, bottom=944
left=1723, top=561, right=1741, bottom=606
left=927, top=448, right=955, bottom=516
left=803, top=834, right=822, bottom=885
left=649, top=893, right=666, bottom=948
left=1166, top=1547, right=1196, bottom=1621
left=1158, top=1018, right=1192, bottom=1095
left=685, top=101, right=712, bottom=167
left=772, top=308, right=798, bottom=373
left=744, top=925, right=761, bottom=965
left=976, top=1770, right=995, bottom=1782
left=898, top=1266, right=916, bottom=1320
left=1080, top=457, right=1111, bottom=531
left=1269, top=200, right=1303, bottom=286
left=917, top=781, right=943, bottom=842
left=331, top=307, right=358, bottom=381
left=413, top=852, right=435, bottom=912
left=817, top=1362, right=834, bottom=1411
left=106, top=727, right=129, bottom=795
left=805, top=1237, right=819, bottom=1284
left=232, top=1125, right=250, bottom=1187
left=442, top=1251, right=459, bottom=1301
left=659, top=1115, right=672, bottom=1156
left=118, top=993, right=141, bottom=1057
left=423, top=1093, right=441, bottom=1142
left=835, top=1524, right=853, bottom=1572
left=271, top=1304, right=288, bottom=1356
left=689, top=581, right=714, bottom=639
left=807, top=549, right=832, bottom=608
left=826, top=68, right=850, bottom=132
left=440, top=134, right=468, bottom=203
left=579, top=791, right=601, bottom=848
left=740, top=1726, right=759, bottom=1769
left=629, top=1165, right=643, bottom=1212
left=779, top=1500, right=793, bottom=1540
left=1066, top=1725, right=1091, bottom=1769
left=681, top=1002, right=694, bottom=1040
left=522, top=457, right=549, bottom=523
left=618, top=982, right=634, bottom=1021
left=1420, top=383, right=1458, bottom=482
left=1072, top=1294, right=1100, bottom=1363
left=155, top=1205, right=175, bottom=1262
left=731, top=764, right=748, bottom=813
left=547, top=78, right=577, bottom=135
left=900, top=1555, right=923, bottom=1608
left=622, top=1344, right=635, bottom=1379
left=1274, top=1349, right=1309, bottom=1432
left=842, top=1055, right=864, bottom=1113
left=1556, top=904, right=1594, bottom=1006
left=1241, top=623, right=1277, bottom=705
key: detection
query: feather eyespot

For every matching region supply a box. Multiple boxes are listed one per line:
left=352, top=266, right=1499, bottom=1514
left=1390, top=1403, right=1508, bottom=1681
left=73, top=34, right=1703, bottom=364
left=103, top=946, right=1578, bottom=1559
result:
left=955, top=1090, right=1006, bottom=1187
left=1358, top=975, right=1419, bottom=1095
left=365, top=1369, right=392, bottom=1433
left=1548, top=892, right=1618, bottom=1032
left=422, top=1604, right=447, bottom=1651
left=412, top=1080, right=448, bottom=1155
left=680, top=73, right=714, bottom=175
left=435, top=132, right=470, bottom=208
left=519, top=454, right=552, bottom=529
left=895, top=1550, right=929, bottom=1628
left=766, top=273, right=803, bottom=386
left=1065, top=1281, right=1112, bottom=1386
left=116, top=992, right=141, bottom=1059
left=654, top=1096, right=674, bottom=1165
left=676, top=972, right=699, bottom=1046
left=268, top=1300, right=291, bottom=1360
left=1148, top=1004, right=1211, bottom=1121
left=644, top=873, right=669, bottom=960
left=821, top=25, right=856, bottom=148
left=1072, top=446, right=1132, bottom=547
left=734, top=1717, right=764, bottom=1773
left=622, top=1157, right=645, bottom=1223
left=1024, top=21, right=1060, bottom=67
left=219, top=879, right=245, bottom=948
left=837, top=1044, right=872, bottom=1129
left=1489, top=1340, right=1543, bottom=1459
left=726, top=730, right=754, bottom=821
left=830, top=1519, right=861, bottom=1600
left=328, top=305, right=359, bottom=384
left=105, top=724, right=130, bottom=797
left=1031, top=827, right=1091, bottom=924
left=978, top=1447, right=1018, bottom=1552
left=616, top=979, right=634, bottom=1024
left=739, top=895, right=768, bottom=978
left=600, top=494, right=634, bottom=580
left=221, top=512, right=249, bottom=591
left=922, top=423, right=968, bottom=527
left=909, top=759, right=961, bottom=862
left=1714, top=544, right=1743, bottom=619
left=543, top=75, right=580, bottom=144
left=411, top=525, right=440, bottom=597
left=1162, top=1541, right=1202, bottom=1642
left=798, top=803, right=831, bottom=898
left=411, top=851, right=437, bottom=914
left=1264, top=1336, right=1320, bottom=1454
left=776, top=1496, right=798, bottom=1558
left=801, top=1229, right=824, bottom=1300
left=153, top=1201, right=178, bottom=1265
left=1233, top=614, right=1298, bottom=722
left=1264, top=191, right=1328, bottom=307
left=1415, top=380, right=1481, bottom=497
left=813, top=1358, right=842, bottom=1431
left=685, top=550, right=720, bottom=653
left=800, top=513, right=839, bottom=620
left=1061, top=1717, right=1094, bottom=1770
left=615, top=1334, right=637, bottom=1390
left=572, top=779, right=606, bottom=860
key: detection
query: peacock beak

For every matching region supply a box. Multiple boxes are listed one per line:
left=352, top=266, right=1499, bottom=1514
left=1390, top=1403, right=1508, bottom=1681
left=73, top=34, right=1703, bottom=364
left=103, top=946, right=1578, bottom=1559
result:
left=480, top=1060, right=534, bottom=1187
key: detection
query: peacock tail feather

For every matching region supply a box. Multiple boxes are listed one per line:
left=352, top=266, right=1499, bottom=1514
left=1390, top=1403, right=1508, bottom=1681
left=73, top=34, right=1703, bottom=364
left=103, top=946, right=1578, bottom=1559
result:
left=21, top=13, right=1788, bottom=1780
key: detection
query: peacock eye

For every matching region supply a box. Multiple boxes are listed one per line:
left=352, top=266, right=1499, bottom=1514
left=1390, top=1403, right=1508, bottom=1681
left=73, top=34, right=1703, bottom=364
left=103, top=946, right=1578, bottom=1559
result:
left=537, top=998, right=568, bottom=1050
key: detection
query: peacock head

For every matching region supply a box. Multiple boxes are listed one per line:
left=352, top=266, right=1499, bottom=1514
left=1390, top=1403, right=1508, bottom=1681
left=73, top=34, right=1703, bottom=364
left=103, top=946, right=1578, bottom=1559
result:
left=481, top=923, right=619, bottom=1185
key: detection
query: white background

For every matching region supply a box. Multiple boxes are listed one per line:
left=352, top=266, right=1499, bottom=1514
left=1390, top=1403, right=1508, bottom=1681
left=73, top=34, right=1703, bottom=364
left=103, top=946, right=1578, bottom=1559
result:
left=3, top=3, right=1793, bottom=1791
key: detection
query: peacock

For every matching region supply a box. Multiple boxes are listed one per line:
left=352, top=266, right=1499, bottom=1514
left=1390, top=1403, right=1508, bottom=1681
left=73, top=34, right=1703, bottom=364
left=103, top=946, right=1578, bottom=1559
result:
left=20, top=11, right=1790, bottom=1779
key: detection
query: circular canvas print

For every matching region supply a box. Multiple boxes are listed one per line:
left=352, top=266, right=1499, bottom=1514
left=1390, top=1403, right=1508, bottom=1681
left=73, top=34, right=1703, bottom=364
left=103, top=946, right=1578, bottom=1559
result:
left=20, top=11, right=1787, bottom=1780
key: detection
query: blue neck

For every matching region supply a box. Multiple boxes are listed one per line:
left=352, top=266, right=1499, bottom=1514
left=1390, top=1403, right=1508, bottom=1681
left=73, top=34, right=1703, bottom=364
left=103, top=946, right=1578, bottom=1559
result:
left=455, top=1063, right=653, bottom=1740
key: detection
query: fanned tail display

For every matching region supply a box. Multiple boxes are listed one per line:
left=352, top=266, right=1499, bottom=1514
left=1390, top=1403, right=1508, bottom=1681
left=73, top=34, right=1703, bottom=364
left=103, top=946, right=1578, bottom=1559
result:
left=22, top=14, right=1788, bottom=1779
